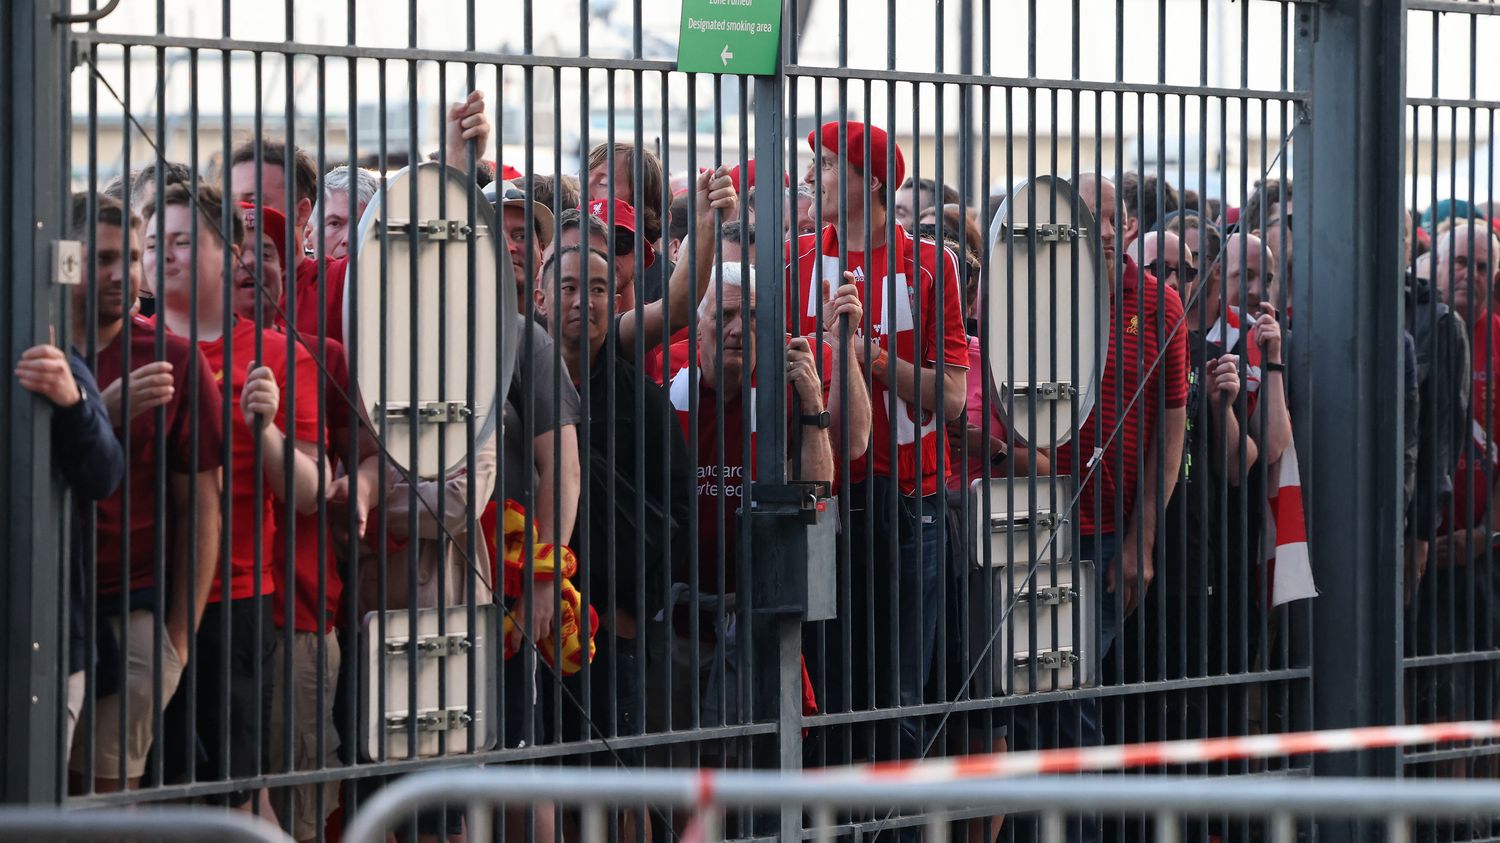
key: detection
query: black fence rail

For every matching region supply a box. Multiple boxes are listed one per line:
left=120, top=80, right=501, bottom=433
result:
left=0, top=0, right=1487, bottom=842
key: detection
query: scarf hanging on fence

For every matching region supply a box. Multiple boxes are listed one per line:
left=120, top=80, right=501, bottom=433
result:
left=1262, top=442, right=1318, bottom=607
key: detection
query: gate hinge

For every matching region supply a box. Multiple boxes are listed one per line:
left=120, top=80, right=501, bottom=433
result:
left=384, top=634, right=472, bottom=658
left=384, top=219, right=488, bottom=241
left=990, top=511, right=1063, bottom=533
left=1013, top=586, right=1076, bottom=607
left=1010, top=224, right=1087, bottom=243
left=385, top=707, right=472, bottom=733
left=1009, top=381, right=1077, bottom=401
left=375, top=401, right=473, bottom=424
left=1014, top=648, right=1079, bottom=672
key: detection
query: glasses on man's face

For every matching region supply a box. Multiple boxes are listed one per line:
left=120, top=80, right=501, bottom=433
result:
left=1145, top=259, right=1198, bottom=285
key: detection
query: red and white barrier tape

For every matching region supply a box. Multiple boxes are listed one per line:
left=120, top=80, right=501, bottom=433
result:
left=811, top=720, right=1500, bottom=782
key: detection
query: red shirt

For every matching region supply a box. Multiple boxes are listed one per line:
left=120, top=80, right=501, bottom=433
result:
left=1444, top=425, right=1495, bottom=535
left=92, top=316, right=226, bottom=596
left=644, top=327, right=691, bottom=384
left=284, top=256, right=348, bottom=348
left=664, top=339, right=833, bottom=588
left=787, top=224, right=969, bottom=496
left=199, top=318, right=322, bottom=602
left=1472, top=313, right=1500, bottom=443
left=1053, top=257, right=1189, bottom=536
left=271, top=337, right=350, bottom=632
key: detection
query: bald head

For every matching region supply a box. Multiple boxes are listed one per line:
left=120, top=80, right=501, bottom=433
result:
left=1075, top=173, right=1137, bottom=274
left=1435, top=220, right=1500, bottom=316
left=1139, top=230, right=1196, bottom=293
left=1224, top=232, right=1276, bottom=311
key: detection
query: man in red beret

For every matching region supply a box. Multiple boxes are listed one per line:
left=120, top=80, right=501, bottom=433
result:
left=789, top=120, right=969, bottom=772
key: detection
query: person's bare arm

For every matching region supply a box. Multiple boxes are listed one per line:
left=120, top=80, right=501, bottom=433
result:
left=617, top=166, right=736, bottom=358
left=1205, top=353, right=1259, bottom=486
left=866, top=347, right=968, bottom=422
left=532, top=424, right=580, bottom=544
left=788, top=338, right=835, bottom=484
left=823, top=276, right=872, bottom=461
left=1111, top=406, right=1187, bottom=616
left=168, top=468, right=222, bottom=660
left=242, top=366, right=332, bottom=514
left=1249, top=304, right=1293, bottom=466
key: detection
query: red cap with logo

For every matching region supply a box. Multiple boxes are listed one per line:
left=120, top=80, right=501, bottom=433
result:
left=586, top=198, right=656, bottom=267
left=806, top=121, right=906, bottom=192
left=238, top=201, right=290, bottom=271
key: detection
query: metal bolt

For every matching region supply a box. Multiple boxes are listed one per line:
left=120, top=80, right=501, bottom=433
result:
left=32, top=642, right=40, bottom=651
left=36, top=220, right=44, bottom=229
left=31, top=696, right=39, bottom=704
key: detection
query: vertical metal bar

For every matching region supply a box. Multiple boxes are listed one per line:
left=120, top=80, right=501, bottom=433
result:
left=0, top=0, right=67, bottom=805
left=1301, top=0, right=1406, bottom=795
left=749, top=51, right=800, bottom=841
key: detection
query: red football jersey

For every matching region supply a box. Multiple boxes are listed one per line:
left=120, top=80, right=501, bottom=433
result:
left=786, top=224, right=969, bottom=496
left=92, top=316, right=226, bottom=596
left=198, top=318, right=322, bottom=602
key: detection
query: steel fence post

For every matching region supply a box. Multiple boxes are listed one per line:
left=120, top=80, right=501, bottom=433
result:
left=0, top=0, right=69, bottom=806
left=748, top=19, right=804, bottom=840
left=1295, top=0, right=1406, bottom=793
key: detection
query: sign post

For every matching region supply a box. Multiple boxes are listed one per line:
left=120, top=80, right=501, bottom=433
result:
left=677, top=0, right=783, bottom=75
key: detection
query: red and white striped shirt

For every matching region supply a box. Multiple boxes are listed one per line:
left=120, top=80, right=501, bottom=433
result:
left=786, top=224, right=969, bottom=497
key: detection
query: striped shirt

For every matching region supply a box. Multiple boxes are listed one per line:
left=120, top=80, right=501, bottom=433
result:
left=786, top=224, right=969, bottom=497
left=1054, top=255, right=1189, bottom=536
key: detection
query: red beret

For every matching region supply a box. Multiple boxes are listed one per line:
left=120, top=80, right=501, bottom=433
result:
left=806, top=121, right=906, bottom=191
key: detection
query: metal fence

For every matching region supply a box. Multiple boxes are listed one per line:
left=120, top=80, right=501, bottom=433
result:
left=0, top=0, right=1484, bottom=840
left=338, top=767, right=1500, bottom=843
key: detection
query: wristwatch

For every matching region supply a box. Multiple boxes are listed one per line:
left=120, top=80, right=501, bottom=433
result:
left=1264, top=361, right=1286, bottom=372
left=800, top=411, right=832, bottom=429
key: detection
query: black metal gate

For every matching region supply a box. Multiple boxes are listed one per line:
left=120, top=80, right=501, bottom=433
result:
left=0, top=1, right=1483, bottom=842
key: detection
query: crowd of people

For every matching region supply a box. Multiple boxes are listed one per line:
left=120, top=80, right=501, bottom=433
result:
left=19, top=84, right=1500, bottom=842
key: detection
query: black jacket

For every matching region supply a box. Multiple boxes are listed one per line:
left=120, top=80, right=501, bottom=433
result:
left=58, top=350, right=126, bottom=673
left=1407, top=279, right=1471, bottom=542
left=572, top=350, right=693, bottom=627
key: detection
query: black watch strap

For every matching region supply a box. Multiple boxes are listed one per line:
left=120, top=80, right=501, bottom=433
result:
left=799, top=411, right=832, bottom=429
left=1264, top=361, right=1286, bottom=372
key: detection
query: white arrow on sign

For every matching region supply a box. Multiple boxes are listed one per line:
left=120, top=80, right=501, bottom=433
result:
left=720, top=44, right=734, bottom=65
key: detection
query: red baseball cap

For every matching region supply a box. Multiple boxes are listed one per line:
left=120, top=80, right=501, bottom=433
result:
left=586, top=198, right=656, bottom=268
left=807, top=121, right=906, bottom=192
left=238, top=201, right=289, bottom=270
left=499, top=163, right=524, bottom=182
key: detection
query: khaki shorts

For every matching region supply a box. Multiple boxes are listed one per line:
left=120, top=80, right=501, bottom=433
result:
left=64, top=670, right=86, bottom=762
left=268, top=629, right=342, bottom=842
left=68, top=610, right=185, bottom=780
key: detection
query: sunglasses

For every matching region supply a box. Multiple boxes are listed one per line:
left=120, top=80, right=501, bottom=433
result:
left=1144, top=258, right=1198, bottom=284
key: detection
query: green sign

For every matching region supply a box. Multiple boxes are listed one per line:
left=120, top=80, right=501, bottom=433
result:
left=677, top=0, right=783, bottom=76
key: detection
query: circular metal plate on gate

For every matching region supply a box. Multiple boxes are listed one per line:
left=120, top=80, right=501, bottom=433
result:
left=985, top=175, right=1107, bottom=450
left=346, top=162, right=517, bottom=478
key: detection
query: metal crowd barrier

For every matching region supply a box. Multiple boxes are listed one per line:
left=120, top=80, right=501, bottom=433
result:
left=0, top=807, right=293, bottom=842
left=340, top=767, right=1500, bottom=843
